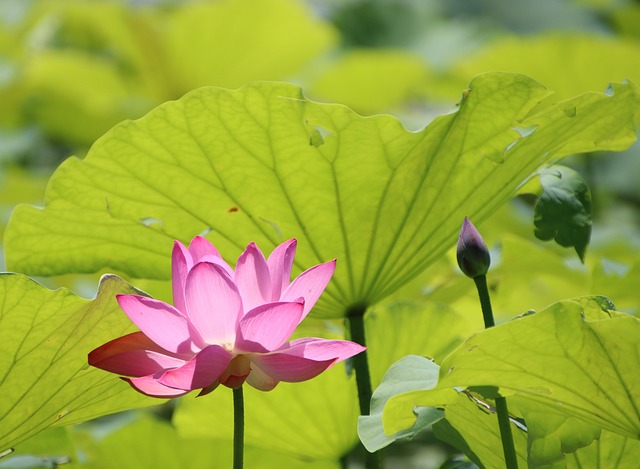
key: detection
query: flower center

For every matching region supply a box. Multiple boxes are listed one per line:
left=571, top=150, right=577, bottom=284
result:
left=219, top=354, right=251, bottom=389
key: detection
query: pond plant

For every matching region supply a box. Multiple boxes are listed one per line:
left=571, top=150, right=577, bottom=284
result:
left=1, top=73, right=639, bottom=468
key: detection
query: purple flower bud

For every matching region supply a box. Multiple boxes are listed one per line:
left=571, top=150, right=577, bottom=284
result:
left=457, top=217, right=491, bottom=278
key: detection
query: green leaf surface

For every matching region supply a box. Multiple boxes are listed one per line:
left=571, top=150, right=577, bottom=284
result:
left=69, top=414, right=338, bottom=469
left=0, top=427, right=75, bottom=469
left=5, top=76, right=638, bottom=317
left=432, top=391, right=528, bottom=469
left=0, top=274, right=159, bottom=452
left=566, top=429, right=640, bottom=468
left=384, top=296, right=640, bottom=440
left=510, top=396, right=601, bottom=468
left=173, top=365, right=359, bottom=460
left=534, top=165, right=592, bottom=261
left=357, top=355, right=444, bottom=453
left=366, top=300, right=474, bottom=386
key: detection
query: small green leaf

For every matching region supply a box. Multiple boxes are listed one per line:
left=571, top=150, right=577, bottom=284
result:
left=534, top=165, right=592, bottom=261
left=357, top=355, right=443, bottom=453
left=0, top=274, right=158, bottom=452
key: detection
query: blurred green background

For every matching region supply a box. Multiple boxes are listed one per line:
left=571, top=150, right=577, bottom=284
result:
left=1, top=0, right=640, bottom=467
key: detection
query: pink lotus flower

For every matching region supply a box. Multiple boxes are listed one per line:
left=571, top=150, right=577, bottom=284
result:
left=89, top=237, right=365, bottom=397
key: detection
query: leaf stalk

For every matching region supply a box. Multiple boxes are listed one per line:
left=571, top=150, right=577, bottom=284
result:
left=347, top=307, right=382, bottom=469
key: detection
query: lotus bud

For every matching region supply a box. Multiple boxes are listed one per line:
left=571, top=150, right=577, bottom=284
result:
left=456, top=217, right=490, bottom=278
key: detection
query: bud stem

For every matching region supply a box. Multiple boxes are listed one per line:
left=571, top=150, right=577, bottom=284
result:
left=473, top=276, right=495, bottom=329
left=473, top=274, right=518, bottom=469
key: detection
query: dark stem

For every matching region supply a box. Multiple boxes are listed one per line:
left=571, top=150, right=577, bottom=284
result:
left=233, top=386, right=244, bottom=469
left=347, top=310, right=373, bottom=415
left=473, top=275, right=519, bottom=469
left=347, top=306, right=382, bottom=469
left=495, top=396, right=519, bottom=469
left=473, top=276, right=495, bottom=328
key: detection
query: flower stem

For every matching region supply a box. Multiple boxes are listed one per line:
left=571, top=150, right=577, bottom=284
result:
left=347, top=306, right=382, bottom=469
left=473, top=275, right=518, bottom=469
left=233, top=386, right=244, bottom=469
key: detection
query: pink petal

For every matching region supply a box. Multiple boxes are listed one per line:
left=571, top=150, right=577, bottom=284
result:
left=235, top=242, right=272, bottom=312
left=249, top=352, right=336, bottom=383
left=280, top=337, right=367, bottom=362
left=158, top=345, right=232, bottom=390
left=172, top=241, right=192, bottom=313
left=249, top=337, right=365, bottom=383
left=125, top=375, right=190, bottom=398
left=281, top=260, right=336, bottom=318
left=266, top=239, right=297, bottom=300
left=235, top=301, right=305, bottom=353
left=188, top=236, right=222, bottom=262
left=245, top=362, right=279, bottom=391
left=117, top=295, right=194, bottom=354
left=89, top=332, right=188, bottom=377
left=184, top=262, right=242, bottom=345
left=188, top=236, right=234, bottom=277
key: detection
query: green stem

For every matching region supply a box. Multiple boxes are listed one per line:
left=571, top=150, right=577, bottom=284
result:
left=347, top=311, right=373, bottom=415
left=233, top=386, right=244, bottom=469
left=473, top=275, right=519, bottom=469
left=473, top=276, right=495, bottom=329
left=347, top=307, right=382, bottom=469
left=495, top=396, right=518, bottom=469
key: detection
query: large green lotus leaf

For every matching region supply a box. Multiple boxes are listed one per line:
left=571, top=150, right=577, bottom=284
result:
left=566, top=429, right=640, bottom=468
left=0, top=274, right=159, bottom=452
left=308, top=49, right=429, bottom=114
left=173, top=365, right=359, bottom=460
left=163, top=0, right=336, bottom=94
left=0, top=168, right=48, bottom=243
left=508, top=396, right=601, bottom=468
left=0, top=426, right=77, bottom=469
left=384, top=297, right=640, bottom=440
left=5, top=76, right=638, bottom=317
left=68, top=414, right=338, bottom=469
